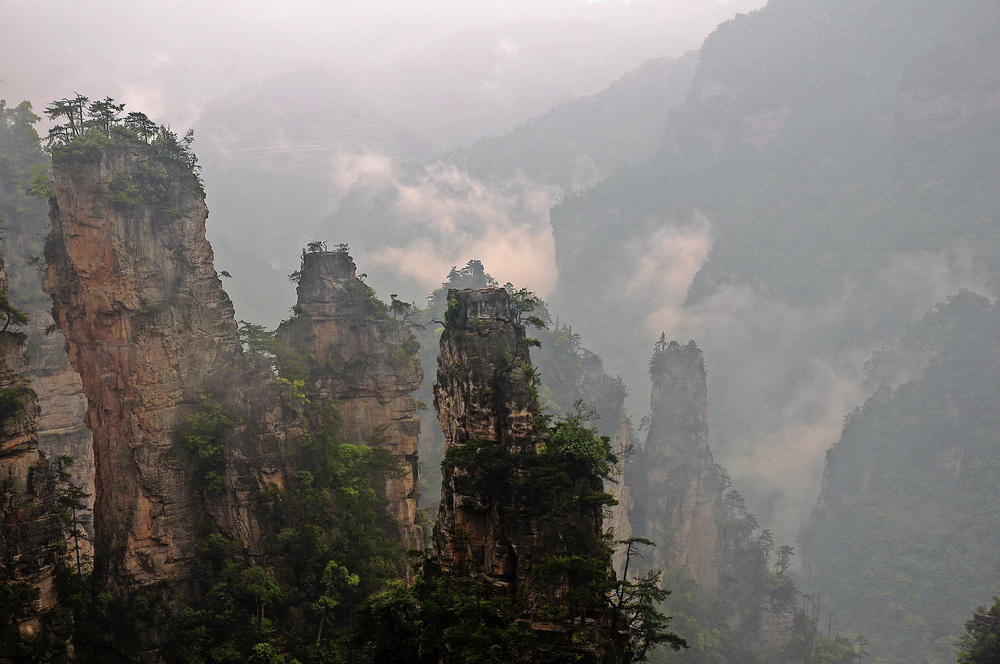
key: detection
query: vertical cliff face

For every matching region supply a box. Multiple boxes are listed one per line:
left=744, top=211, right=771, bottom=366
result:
left=630, top=340, right=723, bottom=590
left=433, top=287, right=625, bottom=662
left=606, top=411, right=634, bottom=574
left=276, top=250, right=422, bottom=548
left=44, top=144, right=300, bottom=589
left=2, top=169, right=96, bottom=571
left=0, top=257, right=63, bottom=644
left=433, top=288, right=540, bottom=581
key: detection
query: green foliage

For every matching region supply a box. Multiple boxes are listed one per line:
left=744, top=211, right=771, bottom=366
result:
left=0, top=291, right=28, bottom=332
left=44, top=95, right=203, bottom=216
left=777, top=612, right=861, bottom=664
left=0, top=99, right=47, bottom=219
left=802, top=293, right=1000, bottom=663
left=239, top=320, right=281, bottom=368
left=106, top=160, right=187, bottom=217
left=164, top=401, right=406, bottom=663
left=956, top=597, right=1000, bottom=664
left=0, top=385, right=26, bottom=421
left=538, top=401, right=617, bottom=480
left=352, top=576, right=535, bottom=664
left=504, top=284, right=546, bottom=327
left=611, top=538, right=687, bottom=662
left=443, top=292, right=462, bottom=328
left=388, top=294, right=420, bottom=327
left=175, top=394, right=235, bottom=492
left=26, top=162, right=53, bottom=199
left=363, top=285, right=388, bottom=317
left=54, top=565, right=162, bottom=663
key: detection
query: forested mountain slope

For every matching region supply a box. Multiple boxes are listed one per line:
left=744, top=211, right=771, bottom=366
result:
left=554, top=0, right=1000, bottom=316
left=444, top=51, right=698, bottom=190
left=803, top=291, right=1000, bottom=664
left=547, top=0, right=1000, bottom=529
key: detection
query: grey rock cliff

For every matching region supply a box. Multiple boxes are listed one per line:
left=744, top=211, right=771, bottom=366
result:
left=629, top=340, right=723, bottom=589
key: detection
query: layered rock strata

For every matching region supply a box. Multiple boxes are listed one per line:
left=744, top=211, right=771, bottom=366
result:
left=44, top=144, right=300, bottom=589
left=0, top=257, right=63, bottom=646
left=432, top=287, right=625, bottom=663
left=0, top=171, right=96, bottom=565
left=629, top=339, right=723, bottom=590
left=432, top=288, right=542, bottom=580
left=276, top=249, right=422, bottom=550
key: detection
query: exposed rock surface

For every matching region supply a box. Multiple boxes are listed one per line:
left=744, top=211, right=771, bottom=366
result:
left=432, top=287, right=626, bottom=663
left=276, top=249, right=422, bottom=550
left=605, top=411, right=634, bottom=574
left=1, top=177, right=96, bottom=567
left=629, top=340, right=723, bottom=590
left=44, top=144, right=301, bottom=590
left=432, top=288, right=542, bottom=581
left=0, top=257, right=63, bottom=648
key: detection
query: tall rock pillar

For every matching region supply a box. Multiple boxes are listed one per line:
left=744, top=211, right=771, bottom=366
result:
left=44, top=142, right=301, bottom=590
left=432, top=287, right=626, bottom=663
left=276, top=249, right=423, bottom=550
left=629, top=339, right=723, bottom=590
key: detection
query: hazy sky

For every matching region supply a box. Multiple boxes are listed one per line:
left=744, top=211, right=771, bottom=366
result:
left=3, top=0, right=763, bottom=132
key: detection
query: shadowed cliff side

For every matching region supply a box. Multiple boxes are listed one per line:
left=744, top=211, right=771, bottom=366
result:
left=431, top=287, right=629, bottom=663
left=276, top=247, right=423, bottom=552
left=0, top=99, right=95, bottom=567
left=0, top=256, right=66, bottom=659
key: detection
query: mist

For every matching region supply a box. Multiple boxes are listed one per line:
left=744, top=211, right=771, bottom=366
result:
left=4, top=0, right=758, bottom=141
left=7, top=1, right=1000, bottom=661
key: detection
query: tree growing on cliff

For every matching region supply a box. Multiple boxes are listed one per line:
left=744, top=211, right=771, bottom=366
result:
left=957, top=597, right=1000, bottom=664
left=0, top=292, right=27, bottom=333
left=44, top=95, right=199, bottom=174
left=610, top=538, right=687, bottom=661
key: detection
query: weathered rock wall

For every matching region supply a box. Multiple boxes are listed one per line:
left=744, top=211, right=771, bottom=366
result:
left=276, top=250, right=422, bottom=550
left=2, top=178, right=96, bottom=567
left=606, top=410, right=634, bottom=574
left=44, top=145, right=300, bottom=589
left=432, top=288, right=541, bottom=582
left=0, top=257, right=63, bottom=647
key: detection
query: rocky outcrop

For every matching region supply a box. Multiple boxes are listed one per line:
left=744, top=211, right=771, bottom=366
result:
left=0, top=164, right=96, bottom=569
left=432, top=288, right=542, bottom=581
left=606, top=411, right=634, bottom=575
left=20, top=285, right=94, bottom=566
left=0, top=257, right=64, bottom=649
left=44, top=142, right=301, bottom=590
left=432, top=287, right=625, bottom=663
left=629, top=339, right=723, bottom=590
left=276, top=249, right=422, bottom=550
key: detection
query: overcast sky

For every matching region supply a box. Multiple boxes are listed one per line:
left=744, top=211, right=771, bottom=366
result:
left=4, top=0, right=764, bottom=133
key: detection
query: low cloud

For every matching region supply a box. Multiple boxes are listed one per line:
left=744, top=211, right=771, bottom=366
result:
left=632, top=237, right=996, bottom=541
left=320, top=152, right=561, bottom=301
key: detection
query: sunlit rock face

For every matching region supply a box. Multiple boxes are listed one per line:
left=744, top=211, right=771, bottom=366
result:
left=277, top=249, right=423, bottom=551
left=629, top=340, right=723, bottom=590
left=0, top=256, right=64, bottom=644
left=432, top=287, right=626, bottom=663
left=45, top=146, right=301, bottom=590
